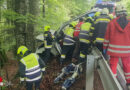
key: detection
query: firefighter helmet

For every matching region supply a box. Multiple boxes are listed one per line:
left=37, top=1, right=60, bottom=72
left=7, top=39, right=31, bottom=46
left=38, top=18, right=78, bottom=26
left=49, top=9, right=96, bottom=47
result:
left=116, top=4, right=127, bottom=16
left=101, top=8, right=109, bottom=15
left=70, top=21, right=77, bottom=27
left=17, top=46, right=28, bottom=57
left=44, top=25, right=50, bottom=32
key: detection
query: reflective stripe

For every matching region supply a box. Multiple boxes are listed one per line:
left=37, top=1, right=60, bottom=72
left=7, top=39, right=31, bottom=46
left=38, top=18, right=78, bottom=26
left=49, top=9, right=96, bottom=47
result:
left=26, top=65, right=39, bottom=71
left=26, top=74, right=42, bottom=82
left=20, top=77, right=24, bottom=81
left=124, top=72, right=130, bottom=76
left=61, top=55, right=65, bottom=58
left=80, top=33, right=89, bottom=36
left=45, top=45, right=52, bottom=48
left=104, top=39, right=109, bottom=43
left=80, top=53, right=86, bottom=58
left=96, top=38, right=104, bottom=43
left=108, top=49, right=130, bottom=53
left=109, top=44, right=130, bottom=48
left=126, top=76, right=130, bottom=79
left=95, top=18, right=110, bottom=24
left=103, top=44, right=108, bottom=46
left=75, top=30, right=80, bottom=31
left=80, top=39, right=90, bottom=43
left=42, top=67, right=46, bottom=72
left=63, top=43, right=74, bottom=45
left=26, top=69, right=41, bottom=75
left=91, top=27, right=95, bottom=30
left=64, top=37, right=75, bottom=42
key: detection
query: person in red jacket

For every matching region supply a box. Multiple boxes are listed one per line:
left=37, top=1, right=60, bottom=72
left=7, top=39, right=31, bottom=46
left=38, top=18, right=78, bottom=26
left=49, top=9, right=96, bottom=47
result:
left=103, top=4, right=130, bottom=89
left=72, top=18, right=84, bottom=62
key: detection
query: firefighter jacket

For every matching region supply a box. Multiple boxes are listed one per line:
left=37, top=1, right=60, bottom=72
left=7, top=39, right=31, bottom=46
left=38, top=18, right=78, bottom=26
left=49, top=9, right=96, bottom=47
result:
left=79, top=22, right=92, bottom=44
left=63, top=27, right=75, bottom=45
left=103, top=17, right=130, bottom=57
left=93, top=14, right=111, bottom=43
left=74, top=22, right=84, bottom=37
left=44, top=31, right=54, bottom=49
left=19, top=52, right=46, bottom=82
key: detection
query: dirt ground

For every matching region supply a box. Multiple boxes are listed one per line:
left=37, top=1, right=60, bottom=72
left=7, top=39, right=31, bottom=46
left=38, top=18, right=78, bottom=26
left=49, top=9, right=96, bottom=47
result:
left=1, top=55, right=104, bottom=90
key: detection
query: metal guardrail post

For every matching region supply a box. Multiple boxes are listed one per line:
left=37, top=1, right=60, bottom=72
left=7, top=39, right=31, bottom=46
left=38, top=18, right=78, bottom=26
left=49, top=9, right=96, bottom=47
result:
left=86, top=55, right=95, bottom=90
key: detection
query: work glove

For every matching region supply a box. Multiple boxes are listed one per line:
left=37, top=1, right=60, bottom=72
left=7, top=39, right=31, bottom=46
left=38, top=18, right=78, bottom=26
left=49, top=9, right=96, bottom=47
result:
left=103, top=49, right=107, bottom=55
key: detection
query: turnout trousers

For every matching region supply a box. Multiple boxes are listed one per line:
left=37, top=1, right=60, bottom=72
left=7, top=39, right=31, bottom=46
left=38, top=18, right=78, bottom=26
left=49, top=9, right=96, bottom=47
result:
left=26, top=79, right=41, bottom=90
left=79, top=42, right=90, bottom=63
left=109, top=56, right=130, bottom=84
left=60, top=45, right=74, bottom=62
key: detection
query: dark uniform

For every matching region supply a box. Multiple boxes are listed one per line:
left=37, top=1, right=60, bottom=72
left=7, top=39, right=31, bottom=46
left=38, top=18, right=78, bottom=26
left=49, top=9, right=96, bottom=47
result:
left=60, top=23, right=75, bottom=64
left=79, top=17, right=94, bottom=63
left=93, top=8, right=111, bottom=52
left=44, top=26, right=54, bottom=63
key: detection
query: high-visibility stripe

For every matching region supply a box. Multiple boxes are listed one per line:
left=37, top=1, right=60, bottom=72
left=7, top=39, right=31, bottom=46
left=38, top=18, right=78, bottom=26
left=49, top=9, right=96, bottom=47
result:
left=96, top=38, right=104, bottom=42
left=26, top=65, right=39, bottom=71
left=124, top=72, right=130, bottom=76
left=95, top=18, right=110, bottom=24
left=91, top=27, right=95, bottom=30
left=20, top=77, right=24, bottom=81
left=26, top=74, right=42, bottom=82
left=103, top=44, right=109, bottom=46
left=109, top=44, right=130, bottom=48
left=26, top=69, right=41, bottom=75
left=61, top=55, right=65, bottom=58
left=80, top=53, right=86, bottom=58
left=45, top=45, right=52, bottom=48
left=113, top=74, right=117, bottom=77
left=108, top=49, right=130, bottom=53
left=63, top=43, right=74, bottom=45
left=80, top=39, right=90, bottom=43
left=80, top=33, right=89, bottom=36
left=104, top=39, right=109, bottom=43
left=64, top=37, right=75, bottom=42
left=75, top=30, right=80, bottom=31
left=126, top=76, right=130, bottom=79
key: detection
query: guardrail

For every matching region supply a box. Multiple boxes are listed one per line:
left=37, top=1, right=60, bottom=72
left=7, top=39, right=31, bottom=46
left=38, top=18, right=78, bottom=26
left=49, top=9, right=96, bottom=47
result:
left=86, top=47, right=123, bottom=90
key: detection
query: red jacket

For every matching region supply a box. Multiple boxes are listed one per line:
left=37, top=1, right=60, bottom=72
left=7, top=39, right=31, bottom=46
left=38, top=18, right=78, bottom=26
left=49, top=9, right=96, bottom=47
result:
left=103, top=17, right=130, bottom=57
left=74, top=22, right=84, bottom=37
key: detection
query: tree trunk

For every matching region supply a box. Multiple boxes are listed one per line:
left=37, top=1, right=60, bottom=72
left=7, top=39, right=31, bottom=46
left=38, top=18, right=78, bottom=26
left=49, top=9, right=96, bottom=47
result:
left=43, top=0, right=45, bottom=17
left=26, top=0, right=40, bottom=51
left=14, top=0, right=27, bottom=52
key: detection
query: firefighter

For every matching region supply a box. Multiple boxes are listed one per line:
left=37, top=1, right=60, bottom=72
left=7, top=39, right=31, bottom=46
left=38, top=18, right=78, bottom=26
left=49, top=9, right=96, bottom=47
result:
left=72, top=18, right=84, bottom=62
left=93, top=8, right=111, bottom=53
left=60, top=22, right=76, bottom=65
left=79, top=17, right=94, bottom=63
left=44, top=26, right=54, bottom=63
left=103, top=4, right=130, bottom=90
left=17, top=46, right=46, bottom=90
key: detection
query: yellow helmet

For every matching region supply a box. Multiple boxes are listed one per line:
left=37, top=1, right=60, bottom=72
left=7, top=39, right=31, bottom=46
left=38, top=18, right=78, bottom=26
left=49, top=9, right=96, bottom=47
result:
left=94, top=11, right=101, bottom=17
left=17, top=46, right=28, bottom=56
left=44, top=26, right=50, bottom=32
left=70, top=21, right=77, bottom=27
